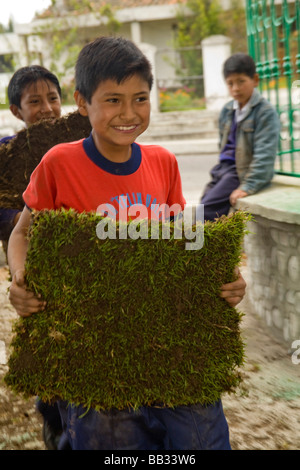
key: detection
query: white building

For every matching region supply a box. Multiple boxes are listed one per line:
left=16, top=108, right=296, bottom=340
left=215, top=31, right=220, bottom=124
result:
left=1, top=1, right=191, bottom=82
left=0, top=0, right=233, bottom=114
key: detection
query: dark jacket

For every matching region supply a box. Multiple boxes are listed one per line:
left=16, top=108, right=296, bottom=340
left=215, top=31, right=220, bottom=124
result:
left=219, top=89, right=280, bottom=194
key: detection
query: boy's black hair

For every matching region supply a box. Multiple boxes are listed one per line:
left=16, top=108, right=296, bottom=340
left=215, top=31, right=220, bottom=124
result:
left=223, top=53, right=256, bottom=79
left=8, top=65, right=61, bottom=108
left=75, top=36, right=153, bottom=103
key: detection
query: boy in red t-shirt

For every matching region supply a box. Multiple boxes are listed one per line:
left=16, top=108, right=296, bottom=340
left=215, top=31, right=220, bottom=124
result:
left=8, top=36, right=246, bottom=450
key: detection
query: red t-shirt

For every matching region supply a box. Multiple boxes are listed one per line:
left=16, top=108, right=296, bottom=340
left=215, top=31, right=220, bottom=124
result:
left=23, top=135, right=186, bottom=220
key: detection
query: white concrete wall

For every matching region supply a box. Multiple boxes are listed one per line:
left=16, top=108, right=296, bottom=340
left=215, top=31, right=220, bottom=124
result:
left=237, top=176, right=300, bottom=346
left=201, top=35, right=231, bottom=110
left=0, top=33, right=20, bottom=55
left=0, top=34, right=23, bottom=101
left=0, top=74, right=10, bottom=105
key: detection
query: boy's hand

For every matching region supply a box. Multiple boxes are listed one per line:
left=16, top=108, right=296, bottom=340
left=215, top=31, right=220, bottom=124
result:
left=9, top=269, right=46, bottom=318
left=220, top=267, right=246, bottom=307
left=230, top=189, right=248, bottom=206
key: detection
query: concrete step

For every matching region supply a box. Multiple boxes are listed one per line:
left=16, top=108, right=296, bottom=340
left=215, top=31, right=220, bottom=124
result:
left=138, top=129, right=218, bottom=141
left=139, top=110, right=219, bottom=142
left=0, top=107, right=219, bottom=155
left=136, top=138, right=218, bottom=156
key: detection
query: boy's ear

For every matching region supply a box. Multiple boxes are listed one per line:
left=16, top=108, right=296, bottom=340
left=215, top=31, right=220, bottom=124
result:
left=9, top=104, right=24, bottom=122
left=74, top=90, right=88, bottom=117
left=253, top=73, right=259, bottom=86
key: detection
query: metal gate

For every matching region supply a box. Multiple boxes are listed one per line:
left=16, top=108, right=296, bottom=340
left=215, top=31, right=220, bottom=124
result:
left=246, top=0, right=300, bottom=176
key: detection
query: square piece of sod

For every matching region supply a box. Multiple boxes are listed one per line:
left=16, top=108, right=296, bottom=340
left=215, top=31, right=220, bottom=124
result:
left=5, top=209, right=250, bottom=410
left=0, top=112, right=91, bottom=210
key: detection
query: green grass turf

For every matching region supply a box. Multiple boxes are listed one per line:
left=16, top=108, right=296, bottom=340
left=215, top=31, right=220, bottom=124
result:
left=5, top=209, right=250, bottom=410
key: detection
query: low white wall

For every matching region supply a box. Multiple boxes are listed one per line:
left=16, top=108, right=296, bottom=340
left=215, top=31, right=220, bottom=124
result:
left=237, top=175, right=300, bottom=346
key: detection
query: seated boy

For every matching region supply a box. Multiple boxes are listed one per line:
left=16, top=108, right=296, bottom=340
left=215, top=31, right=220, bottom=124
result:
left=0, top=65, right=63, bottom=449
left=8, top=37, right=246, bottom=450
left=0, top=65, right=61, bottom=252
left=199, top=53, right=280, bottom=221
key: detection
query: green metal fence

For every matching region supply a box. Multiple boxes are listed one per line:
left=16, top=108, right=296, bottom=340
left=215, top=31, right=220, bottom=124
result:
left=246, top=0, right=300, bottom=177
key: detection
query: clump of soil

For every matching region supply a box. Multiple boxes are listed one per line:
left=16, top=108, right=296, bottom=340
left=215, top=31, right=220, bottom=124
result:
left=0, top=112, right=91, bottom=210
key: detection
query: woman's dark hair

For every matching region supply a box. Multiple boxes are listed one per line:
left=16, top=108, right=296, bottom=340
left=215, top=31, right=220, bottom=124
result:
left=8, top=65, right=61, bottom=107
left=223, top=53, right=256, bottom=79
left=75, top=36, right=153, bottom=103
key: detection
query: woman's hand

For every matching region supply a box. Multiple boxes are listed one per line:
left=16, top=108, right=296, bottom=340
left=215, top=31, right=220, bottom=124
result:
left=220, top=267, right=246, bottom=307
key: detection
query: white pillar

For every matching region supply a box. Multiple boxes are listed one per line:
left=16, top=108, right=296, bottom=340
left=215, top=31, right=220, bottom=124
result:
left=18, top=35, right=30, bottom=67
left=201, top=35, right=232, bottom=111
left=131, top=21, right=142, bottom=45
left=138, top=43, right=159, bottom=113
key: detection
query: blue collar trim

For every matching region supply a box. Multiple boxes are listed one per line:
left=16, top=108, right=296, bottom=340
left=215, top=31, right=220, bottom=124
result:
left=83, top=133, right=141, bottom=175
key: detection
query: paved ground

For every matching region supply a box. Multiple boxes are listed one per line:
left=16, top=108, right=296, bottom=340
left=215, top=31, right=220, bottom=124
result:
left=177, top=154, right=219, bottom=205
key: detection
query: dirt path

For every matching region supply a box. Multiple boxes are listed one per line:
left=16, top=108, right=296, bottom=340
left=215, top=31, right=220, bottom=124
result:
left=0, top=262, right=44, bottom=450
left=222, top=283, right=300, bottom=450
left=0, top=250, right=299, bottom=450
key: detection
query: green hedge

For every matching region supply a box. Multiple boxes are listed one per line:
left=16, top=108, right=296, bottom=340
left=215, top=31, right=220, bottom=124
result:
left=5, top=209, right=250, bottom=411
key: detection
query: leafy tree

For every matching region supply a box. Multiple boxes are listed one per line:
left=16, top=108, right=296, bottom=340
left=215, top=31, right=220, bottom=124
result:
left=34, top=2, right=120, bottom=102
left=174, top=0, right=225, bottom=95
left=0, top=54, right=15, bottom=73
left=176, top=0, right=225, bottom=47
left=221, top=0, right=247, bottom=53
left=0, top=20, right=16, bottom=74
left=173, top=0, right=246, bottom=95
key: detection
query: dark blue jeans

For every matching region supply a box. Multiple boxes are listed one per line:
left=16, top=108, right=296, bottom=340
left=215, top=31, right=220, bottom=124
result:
left=57, top=400, right=231, bottom=450
left=199, top=161, right=240, bottom=221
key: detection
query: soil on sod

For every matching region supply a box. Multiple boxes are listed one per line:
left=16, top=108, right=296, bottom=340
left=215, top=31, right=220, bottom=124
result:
left=0, top=112, right=91, bottom=210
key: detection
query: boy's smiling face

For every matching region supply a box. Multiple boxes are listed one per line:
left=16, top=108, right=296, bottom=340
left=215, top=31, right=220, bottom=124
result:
left=75, top=74, right=151, bottom=162
left=10, top=79, right=61, bottom=126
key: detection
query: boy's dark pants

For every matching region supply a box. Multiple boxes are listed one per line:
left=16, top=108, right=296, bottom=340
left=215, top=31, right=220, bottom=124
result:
left=57, top=400, right=231, bottom=450
left=199, top=161, right=240, bottom=221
